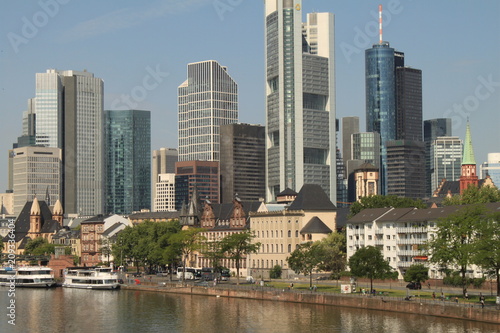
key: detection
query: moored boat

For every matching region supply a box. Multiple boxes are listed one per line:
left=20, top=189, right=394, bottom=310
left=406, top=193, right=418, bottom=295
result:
left=0, top=266, right=56, bottom=287
left=62, top=267, right=120, bottom=290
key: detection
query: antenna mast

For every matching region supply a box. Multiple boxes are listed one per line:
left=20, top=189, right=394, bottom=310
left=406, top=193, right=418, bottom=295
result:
left=379, top=4, right=383, bottom=44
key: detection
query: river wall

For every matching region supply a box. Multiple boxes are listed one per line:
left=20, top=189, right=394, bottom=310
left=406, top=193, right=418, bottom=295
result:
left=122, top=283, right=500, bottom=325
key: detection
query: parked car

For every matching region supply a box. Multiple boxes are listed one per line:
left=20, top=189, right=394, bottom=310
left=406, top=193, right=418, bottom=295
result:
left=406, top=282, right=422, bottom=290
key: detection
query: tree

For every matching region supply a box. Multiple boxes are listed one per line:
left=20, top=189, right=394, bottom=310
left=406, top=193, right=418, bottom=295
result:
left=404, top=264, right=429, bottom=284
left=287, top=241, right=324, bottom=288
left=473, top=212, right=500, bottom=296
left=269, top=265, right=282, bottom=279
left=348, top=246, right=394, bottom=292
left=24, top=237, right=55, bottom=255
left=169, top=228, right=205, bottom=281
left=425, top=204, right=485, bottom=296
left=443, top=185, right=500, bottom=206
left=349, top=195, right=426, bottom=217
left=221, top=231, right=260, bottom=285
left=201, top=238, right=225, bottom=276
left=317, top=232, right=347, bottom=280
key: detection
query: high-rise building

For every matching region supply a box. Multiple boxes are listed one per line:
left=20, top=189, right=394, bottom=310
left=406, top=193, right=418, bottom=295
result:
left=154, top=173, right=176, bottom=212
left=265, top=2, right=336, bottom=202
left=152, top=148, right=178, bottom=209
left=105, top=110, right=151, bottom=215
left=396, top=67, right=422, bottom=142
left=386, top=140, right=426, bottom=199
left=11, top=146, right=61, bottom=215
left=178, top=60, right=238, bottom=162
left=424, top=118, right=452, bottom=196
left=341, top=117, right=359, bottom=170
left=35, top=70, right=63, bottom=148
left=174, top=160, right=219, bottom=211
left=481, top=153, right=500, bottom=186
left=429, top=136, right=462, bottom=196
left=220, top=123, right=265, bottom=203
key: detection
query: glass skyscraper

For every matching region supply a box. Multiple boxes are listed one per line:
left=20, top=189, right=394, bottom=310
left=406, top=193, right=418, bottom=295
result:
left=105, top=110, right=151, bottom=215
left=178, top=60, right=238, bottom=162
left=265, top=1, right=336, bottom=202
left=430, top=136, right=462, bottom=195
left=424, top=118, right=453, bottom=196
left=481, top=153, right=500, bottom=186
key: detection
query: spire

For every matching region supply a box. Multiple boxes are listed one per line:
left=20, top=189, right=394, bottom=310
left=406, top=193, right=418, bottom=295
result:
left=45, top=186, right=51, bottom=206
left=30, top=197, right=41, bottom=215
left=462, top=121, right=476, bottom=165
left=53, top=199, right=63, bottom=215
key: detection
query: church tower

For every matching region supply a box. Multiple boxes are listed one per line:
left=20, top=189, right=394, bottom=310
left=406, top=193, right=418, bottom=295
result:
left=28, top=197, right=42, bottom=236
left=459, top=122, right=479, bottom=194
left=52, top=199, right=64, bottom=226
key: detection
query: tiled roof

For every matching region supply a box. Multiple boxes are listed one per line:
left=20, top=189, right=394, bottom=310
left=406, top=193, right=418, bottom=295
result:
left=288, top=184, right=336, bottom=211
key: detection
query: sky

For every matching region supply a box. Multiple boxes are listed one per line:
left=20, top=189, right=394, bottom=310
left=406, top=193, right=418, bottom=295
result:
left=0, top=0, right=499, bottom=193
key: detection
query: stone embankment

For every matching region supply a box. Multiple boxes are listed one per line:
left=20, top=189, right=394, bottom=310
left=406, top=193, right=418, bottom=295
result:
left=122, top=282, right=500, bottom=325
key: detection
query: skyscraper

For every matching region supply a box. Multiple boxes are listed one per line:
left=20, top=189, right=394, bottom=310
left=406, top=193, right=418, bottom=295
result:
left=429, top=136, right=462, bottom=195
left=424, top=118, right=452, bottom=196
left=152, top=148, right=178, bottom=209
left=105, top=110, right=151, bottom=215
left=396, top=67, right=422, bottom=141
left=341, top=116, right=359, bottom=169
left=481, top=153, right=500, bottom=186
left=265, top=1, right=336, bottom=202
left=219, top=123, right=265, bottom=203
left=178, top=60, right=238, bottom=162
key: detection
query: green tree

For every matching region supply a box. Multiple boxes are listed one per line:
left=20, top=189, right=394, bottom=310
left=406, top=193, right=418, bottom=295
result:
left=425, top=204, right=484, bottom=296
left=349, top=195, right=426, bottom=217
left=287, top=241, right=324, bottom=288
left=170, top=228, right=205, bottom=281
left=473, top=212, right=500, bottom=296
left=201, top=238, right=225, bottom=276
left=404, top=264, right=429, bottom=284
left=221, top=231, right=260, bottom=285
left=24, top=237, right=55, bottom=255
left=348, top=246, right=395, bottom=292
left=443, top=185, right=500, bottom=206
left=317, top=232, right=347, bottom=280
left=269, top=265, right=282, bottom=279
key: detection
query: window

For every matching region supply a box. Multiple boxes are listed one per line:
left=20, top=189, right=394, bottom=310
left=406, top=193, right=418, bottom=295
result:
left=295, top=230, right=299, bottom=237
left=288, top=230, right=291, bottom=237
left=386, top=235, right=390, bottom=240
left=288, top=244, right=291, bottom=252
left=386, top=246, right=390, bottom=251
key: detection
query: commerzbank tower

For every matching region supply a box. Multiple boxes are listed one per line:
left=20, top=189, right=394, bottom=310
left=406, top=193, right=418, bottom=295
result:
left=264, top=0, right=336, bottom=203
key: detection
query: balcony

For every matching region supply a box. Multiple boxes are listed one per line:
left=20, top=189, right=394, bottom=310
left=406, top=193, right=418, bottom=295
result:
left=397, top=238, right=427, bottom=245
left=397, top=261, right=413, bottom=268
left=396, top=227, right=428, bottom=234
left=397, top=250, right=422, bottom=256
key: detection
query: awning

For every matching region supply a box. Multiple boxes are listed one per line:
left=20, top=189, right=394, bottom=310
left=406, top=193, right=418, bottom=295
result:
left=413, top=256, right=428, bottom=260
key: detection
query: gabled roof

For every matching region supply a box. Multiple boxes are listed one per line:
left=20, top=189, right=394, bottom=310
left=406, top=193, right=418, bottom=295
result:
left=2, top=200, right=55, bottom=242
left=300, top=216, right=332, bottom=234
left=287, top=184, right=336, bottom=211
left=334, top=207, right=351, bottom=230
left=207, top=201, right=262, bottom=225
left=346, top=207, right=392, bottom=223
left=377, top=207, right=416, bottom=222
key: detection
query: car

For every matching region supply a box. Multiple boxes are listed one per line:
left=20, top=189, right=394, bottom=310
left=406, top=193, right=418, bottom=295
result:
left=406, top=282, right=422, bottom=290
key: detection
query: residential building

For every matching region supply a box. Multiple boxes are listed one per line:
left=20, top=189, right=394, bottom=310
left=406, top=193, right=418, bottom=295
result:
left=481, top=153, right=500, bottom=186
left=174, top=161, right=219, bottom=211
left=105, top=110, right=151, bottom=215
left=152, top=148, right=178, bottom=209
left=429, top=136, right=462, bottom=195
left=265, top=2, right=336, bottom=202
left=11, top=146, right=62, bottom=216
left=220, top=123, right=265, bottom=203
left=386, top=140, right=426, bottom=199
left=154, top=173, right=176, bottom=212
left=178, top=60, right=238, bottom=162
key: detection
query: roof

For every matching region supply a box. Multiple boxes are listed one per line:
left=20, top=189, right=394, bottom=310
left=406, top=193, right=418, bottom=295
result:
left=334, top=207, right=351, bottom=230
left=101, top=222, right=125, bottom=237
left=81, top=214, right=109, bottom=224
left=300, top=216, right=332, bottom=234
left=377, top=207, right=416, bottom=222
left=462, top=122, right=476, bottom=165
left=277, top=188, right=297, bottom=196
left=346, top=207, right=392, bottom=223
left=354, top=162, right=378, bottom=171
left=287, top=184, right=336, bottom=211
left=128, top=211, right=180, bottom=220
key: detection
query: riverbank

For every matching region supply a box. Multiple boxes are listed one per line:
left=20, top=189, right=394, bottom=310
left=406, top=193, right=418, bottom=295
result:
left=122, top=282, right=500, bottom=325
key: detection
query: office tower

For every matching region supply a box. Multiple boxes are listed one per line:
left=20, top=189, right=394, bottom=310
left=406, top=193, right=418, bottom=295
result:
left=154, top=173, right=176, bottom=212
left=219, top=123, right=265, bottom=203
left=35, top=70, right=63, bottom=148
left=386, top=140, right=426, bottom=199
left=178, top=60, right=238, bottom=162
left=105, top=110, right=151, bottom=215
left=174, top=161, right=219, bottom=210
left=429, top=136, right=462, bottom=195
left=265, top=2, right=336, bottom=202
left=424, top=118, right=452, bottom=196
left=16, top=99, right=36, bottom=148
left=60, top=70, right=104, bottom=216
left=341, top=117, right=359, bottom=167
left=481, top=153, right=500, bottom=186
left=11, top=146, right=61, bottom=215
left=152, top=148, right=178, bottom=209
left=396, top=67, right=422, bottom=141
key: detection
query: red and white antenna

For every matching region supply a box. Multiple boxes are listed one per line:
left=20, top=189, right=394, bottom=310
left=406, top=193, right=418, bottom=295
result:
left=379, top=4, right=383, bottom=43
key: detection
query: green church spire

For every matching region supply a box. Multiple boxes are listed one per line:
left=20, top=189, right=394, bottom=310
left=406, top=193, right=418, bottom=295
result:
left=462, top=121, right=476, bottom=165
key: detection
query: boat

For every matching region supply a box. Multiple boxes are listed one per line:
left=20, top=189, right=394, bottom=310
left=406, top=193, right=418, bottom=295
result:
left=62, top=267, right=120, bottom=290
left=0, top=266, right=56, bottom=287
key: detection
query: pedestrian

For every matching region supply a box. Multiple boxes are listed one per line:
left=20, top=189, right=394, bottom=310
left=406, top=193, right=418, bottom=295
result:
left=479, top=293, right=485, bottom=308
left=432, top=292, right=435, bottom=300
left=440, top=292, right=444, bottom=301
left=455, top=297, right=458, bottom=303
left=465, top=292, right=468, bottom=300
left=427, top=282, right=430, bottom=289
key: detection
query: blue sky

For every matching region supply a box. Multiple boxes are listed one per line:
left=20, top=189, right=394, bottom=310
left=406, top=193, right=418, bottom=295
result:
left=0, top=0, right=499, bottom=193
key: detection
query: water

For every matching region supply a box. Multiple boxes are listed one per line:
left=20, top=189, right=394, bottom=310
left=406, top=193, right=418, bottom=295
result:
left=1, top=288, right=498, bottom=333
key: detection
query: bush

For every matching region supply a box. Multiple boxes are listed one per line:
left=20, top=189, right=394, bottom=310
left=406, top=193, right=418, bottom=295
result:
left=269, top=265, right=282, bottom=279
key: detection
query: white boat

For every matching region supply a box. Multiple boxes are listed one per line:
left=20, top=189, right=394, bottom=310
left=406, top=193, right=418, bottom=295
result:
left=62, top=267, right=120, bottom=290
left=0, top=266, right=56, bottom=287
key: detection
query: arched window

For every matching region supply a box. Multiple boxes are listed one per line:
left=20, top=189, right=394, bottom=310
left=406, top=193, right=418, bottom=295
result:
left=288, top=244, right=292, bottom=252
left=295, top=230, right=299, bottom=237
left=288, top=230, right=291, bottom=237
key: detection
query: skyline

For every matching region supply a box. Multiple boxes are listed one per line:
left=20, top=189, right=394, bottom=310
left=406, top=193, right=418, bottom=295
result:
left=1, top=0, right=499, bottom=194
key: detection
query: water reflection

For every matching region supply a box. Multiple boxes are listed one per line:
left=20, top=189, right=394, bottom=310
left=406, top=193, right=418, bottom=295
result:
left=0, top=288, right=497, bottom=333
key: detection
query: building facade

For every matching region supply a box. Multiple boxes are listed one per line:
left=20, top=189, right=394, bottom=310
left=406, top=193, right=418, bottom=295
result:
left=265, top=2, right=336, bottom=202
left=395, top=67, right=422, bottom=142
left=341, top=116, right=360, bottom=170
left=174, top=161, right=220, bottom=211
left=429, top=136, right=462, bottom=195
left=220, top=123, right=265, bottom=203
left=154, top=173, right=176, bottom=212
left=11, top=146, right=62, bottom=215
left=481, top=153, right=500, bottom=186
left=424, top=118, right=453, bottom=196
left=152, top=148, right=178, bottom=209
left=178, top=60, right=238, bottom=162
left=105, top=110, right=151, bottom=215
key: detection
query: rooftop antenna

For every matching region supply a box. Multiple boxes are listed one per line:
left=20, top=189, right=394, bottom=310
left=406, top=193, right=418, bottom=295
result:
left=379, top=4, right=383, bottom=44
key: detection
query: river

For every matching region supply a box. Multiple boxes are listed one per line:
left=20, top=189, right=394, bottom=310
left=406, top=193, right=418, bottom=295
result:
left=1, top=287, right=498, bottom=332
